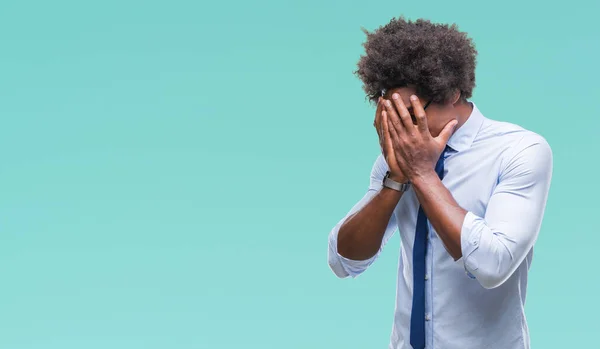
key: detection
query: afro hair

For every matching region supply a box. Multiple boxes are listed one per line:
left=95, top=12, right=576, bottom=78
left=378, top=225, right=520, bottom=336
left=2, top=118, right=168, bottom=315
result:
left=355, top=16, right=478, bottom=105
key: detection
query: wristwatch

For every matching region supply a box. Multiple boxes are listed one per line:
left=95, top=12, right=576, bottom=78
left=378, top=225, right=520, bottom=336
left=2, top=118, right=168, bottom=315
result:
left=382, top=171, right=411, bottom=192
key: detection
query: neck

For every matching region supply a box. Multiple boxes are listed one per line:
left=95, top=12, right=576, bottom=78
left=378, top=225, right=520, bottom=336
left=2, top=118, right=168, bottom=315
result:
left=453, top=99, right=474, bottom=130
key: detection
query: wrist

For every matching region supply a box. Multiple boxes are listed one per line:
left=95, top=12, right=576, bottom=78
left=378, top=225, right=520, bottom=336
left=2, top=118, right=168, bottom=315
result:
left=388, top=173, right=408, bottom=184
left=409, top=169, right=439, bottom=188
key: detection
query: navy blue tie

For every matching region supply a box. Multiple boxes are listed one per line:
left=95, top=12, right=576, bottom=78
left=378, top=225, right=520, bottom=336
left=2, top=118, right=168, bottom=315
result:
left=409, top=147, right=448, bottom=349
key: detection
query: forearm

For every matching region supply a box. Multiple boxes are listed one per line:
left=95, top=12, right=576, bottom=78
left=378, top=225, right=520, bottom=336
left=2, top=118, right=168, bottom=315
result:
left=411, top=171, right=467, bottom=260
left=337, top=187, right=403, bottom=260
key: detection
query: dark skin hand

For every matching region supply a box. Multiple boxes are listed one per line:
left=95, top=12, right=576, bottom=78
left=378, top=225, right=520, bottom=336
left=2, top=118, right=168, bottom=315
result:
left=374, top=96, right=408, bottom=183
left=336, top=97, right=405, bottom=261
left=382, top=93, right=467, bottom=260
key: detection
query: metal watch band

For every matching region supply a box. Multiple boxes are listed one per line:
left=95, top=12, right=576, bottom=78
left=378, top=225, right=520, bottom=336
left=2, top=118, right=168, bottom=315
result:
left=382, top=171, right=411, bottom=192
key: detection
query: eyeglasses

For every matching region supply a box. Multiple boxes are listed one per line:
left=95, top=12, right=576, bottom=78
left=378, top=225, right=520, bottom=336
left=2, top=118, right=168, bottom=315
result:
left=423, top=99, right=432, bottom=110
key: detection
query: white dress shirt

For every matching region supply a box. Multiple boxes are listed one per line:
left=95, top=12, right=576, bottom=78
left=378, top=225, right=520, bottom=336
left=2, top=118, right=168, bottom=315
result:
left=327, top=102, right=553, bottom=349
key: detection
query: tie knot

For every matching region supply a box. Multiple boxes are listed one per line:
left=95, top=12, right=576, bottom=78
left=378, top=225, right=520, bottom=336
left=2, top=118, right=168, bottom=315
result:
left=444, top=144, right=453, bottom=154
left=437, top=146, right=450, bottom=162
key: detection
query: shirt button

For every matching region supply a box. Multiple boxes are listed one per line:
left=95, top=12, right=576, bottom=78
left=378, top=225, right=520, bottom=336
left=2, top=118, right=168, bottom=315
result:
left=472, top=239, right=478, bottom=246
left=425, top=314, right=431, bottom=321
left=425, top=274, right=429, bottom=280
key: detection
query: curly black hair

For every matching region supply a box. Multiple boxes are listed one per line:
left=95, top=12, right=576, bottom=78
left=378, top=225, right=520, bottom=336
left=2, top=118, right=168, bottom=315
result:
left=354, top=16, right=478, bottom=105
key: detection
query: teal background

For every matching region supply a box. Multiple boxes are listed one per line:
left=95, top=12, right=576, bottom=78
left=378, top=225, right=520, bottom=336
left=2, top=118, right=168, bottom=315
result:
left=0, top=0, right=597, bottom=348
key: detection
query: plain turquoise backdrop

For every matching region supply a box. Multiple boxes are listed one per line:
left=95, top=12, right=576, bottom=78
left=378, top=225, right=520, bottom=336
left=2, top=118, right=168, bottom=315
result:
left=1, top=0, right=598, bottom=348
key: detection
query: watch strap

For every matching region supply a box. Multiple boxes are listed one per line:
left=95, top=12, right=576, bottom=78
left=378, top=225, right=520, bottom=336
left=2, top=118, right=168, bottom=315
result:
left=382, top=171, right=411, bottom=192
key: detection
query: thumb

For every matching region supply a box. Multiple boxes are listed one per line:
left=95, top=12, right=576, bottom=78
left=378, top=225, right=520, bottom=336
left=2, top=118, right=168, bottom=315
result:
left=437, top=119, right=458, bottom=145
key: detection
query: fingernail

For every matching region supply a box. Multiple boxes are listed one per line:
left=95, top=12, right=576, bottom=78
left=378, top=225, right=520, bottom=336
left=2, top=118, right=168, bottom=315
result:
left=410, top=95, right=418, bottom=101
left=392, top=93, right=399, bottom=100
left=386, top=100, right=392, bottom=106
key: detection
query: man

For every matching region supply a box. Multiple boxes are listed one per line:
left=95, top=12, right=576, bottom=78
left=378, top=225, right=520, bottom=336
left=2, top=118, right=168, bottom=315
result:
left=327, top=17, right=552, bottom=349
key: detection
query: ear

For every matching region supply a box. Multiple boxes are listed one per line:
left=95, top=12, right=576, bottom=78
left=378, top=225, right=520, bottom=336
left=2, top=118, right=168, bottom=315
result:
left=450, top=89, right=461, bottom=105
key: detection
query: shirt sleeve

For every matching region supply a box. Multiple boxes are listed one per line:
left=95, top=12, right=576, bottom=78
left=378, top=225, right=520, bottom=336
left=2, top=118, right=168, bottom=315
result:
left=327, top=154, right=399, bottom=278
left=459, top=134, right=553, bottom=289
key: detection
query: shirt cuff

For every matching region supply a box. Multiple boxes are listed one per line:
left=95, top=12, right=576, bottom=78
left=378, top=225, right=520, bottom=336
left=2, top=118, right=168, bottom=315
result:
left=328, top=232, right=377, bottom=278
left=336, top=252, right=376, bottom=277
left=460, top=211, right=484, bottom=279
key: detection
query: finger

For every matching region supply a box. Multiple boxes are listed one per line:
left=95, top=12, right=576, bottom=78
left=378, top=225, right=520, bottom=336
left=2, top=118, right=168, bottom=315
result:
left=374, top=97, right=383, bottom=126
left=436, top=119, right=459, bottom=145
left=410, top=95, right=429, bottom=134
left=382, top=109, right=394, bottom=152
left=385, top=112, right=409, bottom=170
left=391, top=93, right=415, bottom=131
left=383, top=110, right=401, bottom=147
left=375, top=97, right=384, bottom=137
left=375, top=98, right=387, bottom=151
left=383, top=98, right=406, bottom=137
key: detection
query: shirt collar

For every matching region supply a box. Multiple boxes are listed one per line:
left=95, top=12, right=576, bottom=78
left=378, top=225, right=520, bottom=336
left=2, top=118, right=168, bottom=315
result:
left=446, top=102, right=484, bottom=152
